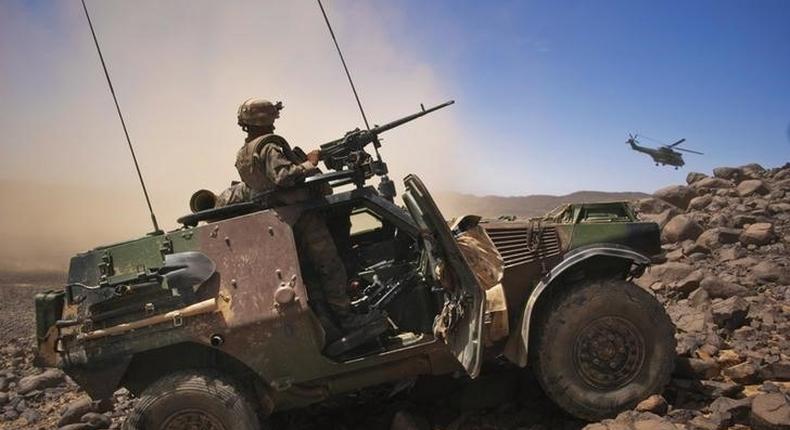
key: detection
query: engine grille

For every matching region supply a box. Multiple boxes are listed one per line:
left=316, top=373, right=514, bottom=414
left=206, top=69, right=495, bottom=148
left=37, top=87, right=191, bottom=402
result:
left=485, top=225, right=561, bottom=268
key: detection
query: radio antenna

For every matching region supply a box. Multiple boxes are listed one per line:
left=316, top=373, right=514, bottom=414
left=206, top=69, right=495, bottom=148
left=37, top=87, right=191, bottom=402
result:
left=81, top=0, right=162, bottom=234
left=317, top=0, right=371, bottom=131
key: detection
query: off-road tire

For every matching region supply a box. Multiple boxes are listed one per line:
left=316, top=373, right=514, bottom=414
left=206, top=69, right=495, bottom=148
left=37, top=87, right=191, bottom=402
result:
left=531, top=278, right=675, bottom=421
left=122, top=370, right=261, bottom=430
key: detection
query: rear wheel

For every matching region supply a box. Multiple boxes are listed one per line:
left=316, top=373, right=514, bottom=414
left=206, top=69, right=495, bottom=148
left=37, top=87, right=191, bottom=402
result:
left=531, top=278, right=675, bottom=421
left=122, top=370, right=261, bottom=430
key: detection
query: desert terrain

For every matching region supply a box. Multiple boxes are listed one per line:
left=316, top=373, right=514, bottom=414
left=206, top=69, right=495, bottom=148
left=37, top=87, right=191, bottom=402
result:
left=1, top=163, right=788, bottom=430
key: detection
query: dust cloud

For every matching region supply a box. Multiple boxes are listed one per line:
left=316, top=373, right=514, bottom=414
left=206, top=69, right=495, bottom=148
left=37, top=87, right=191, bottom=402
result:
left=0, top=1, right=466, bottom=272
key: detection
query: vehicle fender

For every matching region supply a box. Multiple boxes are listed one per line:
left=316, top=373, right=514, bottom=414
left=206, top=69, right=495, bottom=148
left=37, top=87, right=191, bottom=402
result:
left=504, top=244, right=652, bottom=367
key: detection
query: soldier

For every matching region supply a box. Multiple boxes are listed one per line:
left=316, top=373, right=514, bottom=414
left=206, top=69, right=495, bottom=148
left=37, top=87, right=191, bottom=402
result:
left=234, top=98, right=375, bottom=338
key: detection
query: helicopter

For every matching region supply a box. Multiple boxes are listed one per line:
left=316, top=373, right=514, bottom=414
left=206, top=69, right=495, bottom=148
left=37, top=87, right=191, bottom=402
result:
left=626, top=133, right=703, bottom=169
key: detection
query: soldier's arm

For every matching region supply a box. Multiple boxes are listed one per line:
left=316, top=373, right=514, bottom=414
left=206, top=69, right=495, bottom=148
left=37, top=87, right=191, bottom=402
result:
left=263, top=144, right=317, bottom=187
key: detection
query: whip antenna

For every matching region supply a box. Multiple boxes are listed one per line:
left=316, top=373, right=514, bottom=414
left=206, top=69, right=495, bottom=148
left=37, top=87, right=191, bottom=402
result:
left=81, top=0, right=161, bottom=234
left=317, top=0, right=371, bottom=131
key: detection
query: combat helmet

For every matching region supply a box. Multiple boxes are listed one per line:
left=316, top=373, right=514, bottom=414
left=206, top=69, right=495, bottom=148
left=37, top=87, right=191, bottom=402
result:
left=237, top=98, right=283, bottom=128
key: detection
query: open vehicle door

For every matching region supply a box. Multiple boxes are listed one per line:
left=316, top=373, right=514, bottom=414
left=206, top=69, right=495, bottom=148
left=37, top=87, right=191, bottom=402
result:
left=402, top=174, right=485, bottom=378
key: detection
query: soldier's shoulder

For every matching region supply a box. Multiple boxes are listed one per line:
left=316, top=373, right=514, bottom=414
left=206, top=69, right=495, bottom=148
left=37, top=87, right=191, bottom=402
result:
left=258, top=134, right=289, bottom=152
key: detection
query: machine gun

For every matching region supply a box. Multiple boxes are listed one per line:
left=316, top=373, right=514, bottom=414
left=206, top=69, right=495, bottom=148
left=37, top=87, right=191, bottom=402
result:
left=299, top=100, right=454, bottom=200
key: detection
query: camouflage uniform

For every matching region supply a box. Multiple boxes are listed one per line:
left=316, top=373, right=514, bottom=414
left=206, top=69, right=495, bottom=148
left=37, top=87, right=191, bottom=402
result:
left=235, top=99, right=351, bottom=320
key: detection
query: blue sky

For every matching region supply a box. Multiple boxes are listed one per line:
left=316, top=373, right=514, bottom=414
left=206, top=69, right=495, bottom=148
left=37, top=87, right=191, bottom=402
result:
left=1, top=0, right=789, bottom=199
left=380, top=0, right=790, bottom=194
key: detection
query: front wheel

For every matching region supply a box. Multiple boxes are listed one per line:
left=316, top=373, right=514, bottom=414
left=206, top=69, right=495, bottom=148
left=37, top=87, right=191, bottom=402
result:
left=531, top=278, right=675, bottom=421
left=122, top=370, right=261, bottom=430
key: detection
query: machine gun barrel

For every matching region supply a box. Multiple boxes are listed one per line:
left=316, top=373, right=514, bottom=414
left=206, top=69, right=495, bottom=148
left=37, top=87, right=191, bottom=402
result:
left=370, top=100, right=455, bottom=136
left=319, top=100, right=455, bottom=160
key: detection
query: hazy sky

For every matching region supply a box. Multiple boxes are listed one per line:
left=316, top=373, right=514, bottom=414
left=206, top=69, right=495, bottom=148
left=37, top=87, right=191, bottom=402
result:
left=1, top=0, right=789, bottom=268
left=3, top=1, right=789, bottom=195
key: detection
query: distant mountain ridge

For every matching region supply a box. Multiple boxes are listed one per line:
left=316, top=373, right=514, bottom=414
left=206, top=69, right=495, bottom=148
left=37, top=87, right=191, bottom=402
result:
left=0, top=179, right=648, bottom=271
left=435, top=190, right=651, bottom=219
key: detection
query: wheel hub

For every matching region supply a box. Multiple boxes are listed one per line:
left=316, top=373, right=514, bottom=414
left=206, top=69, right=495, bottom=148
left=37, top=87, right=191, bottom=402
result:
left=162, top=409, right=227, bottom=430
left=573, top=316, right=645, bottom=390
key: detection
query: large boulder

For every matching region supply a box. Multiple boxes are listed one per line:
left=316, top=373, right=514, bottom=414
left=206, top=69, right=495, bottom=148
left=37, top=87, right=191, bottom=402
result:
left=688, top=194, right=713, bottom=211
left=774, top=167, right=790, bottom=181
left=635, top=197, right=678, bottom=214
left=686, top=172, right=708, bottom=185
left=662, top=215, right=704, bottom=243
left=739, top=222, right=776, bottom=246
left=654, top=185, right=696, bottom=210
left=696, top=228, right=741, bottom=250
left=739, top=163, right=766, bottom=179
left=694, top=176, right=735, bottom=190
left=713, top=167, right=741, bottom=181
left=751, top=393, right=790, bottom=430
left=641, top=208, right=681, bottom=229
left=774, top=178, right=790, bottom=192
left=736, top=179, right=770, bottom=197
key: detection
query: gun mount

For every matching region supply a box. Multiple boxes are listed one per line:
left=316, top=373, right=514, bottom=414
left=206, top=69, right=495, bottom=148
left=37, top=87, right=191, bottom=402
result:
left=300, top=100, right=455, bottom=200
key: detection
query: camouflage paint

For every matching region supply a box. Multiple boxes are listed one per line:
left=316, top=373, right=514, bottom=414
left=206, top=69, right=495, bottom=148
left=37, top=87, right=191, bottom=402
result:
left=35, top=196, right=661, bottom=411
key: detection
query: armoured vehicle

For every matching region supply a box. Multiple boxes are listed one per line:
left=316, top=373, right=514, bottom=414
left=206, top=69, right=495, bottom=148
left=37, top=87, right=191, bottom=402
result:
left=34, top=109, right=675, bottom=429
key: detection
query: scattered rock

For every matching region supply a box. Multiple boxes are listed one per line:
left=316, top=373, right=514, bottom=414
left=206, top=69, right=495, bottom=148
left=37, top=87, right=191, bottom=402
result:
left=723, top=362, right=760, bottom=385
left=642, top=208, right=682, bottom=229
left=687, top=172, right=708, bottom=185
left=697, top=228, right=742, bottom=250
left=59, top=395, right=97, bottom=426
left=16, top=368, right=65, bottom=395
left=740, top=223, right=776, bottom=246
left=636, top=197, right=679, bottom=215
left=689, top=194, right=713, bottom=210
left=390, top=409, right=431, bottom=430
left=636, top=394, right=669, bottom=415
left=700, top=276, right=749, bottom=299
left=761, top=361, right=790, bottom=382
left=711, top=296, right=750, bottom=330
left=676, top=357, right=720, bottom=379
left=751, top=393, right=790, bottom=430
left=698, top=380, right=744, bottom=398
left=708, top=396, right=752, bottom=425
left=584, top=411, right=681, bottom=430
left=655, top=185, right=697, bottom=210
left=662, top=215, right=704, bottom=243
left=636, top=262, right=696, bottom=290
left=739, top=163, right=766, bottom=179
left=751, top=261, right=789, bottom=284
left=737, top=179, right=770, bottom=197
left=718, top=246, right=747, bottom=262
left=81, top=411, right=112, bottom=429
left=672, top=270, right=704, bottom=296
left=694, top=176, right=735, bottom=190
left=58, top=424, right=97, bottom=430
left=713, top=167, right=741, bottom=181
left=20, top=408, right=41, bottom=424
left=717, top=350, right=742, bottom=368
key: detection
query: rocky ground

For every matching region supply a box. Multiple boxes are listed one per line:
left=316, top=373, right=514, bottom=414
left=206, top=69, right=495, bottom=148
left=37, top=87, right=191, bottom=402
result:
left=1, top=163, right=788, bottom=430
